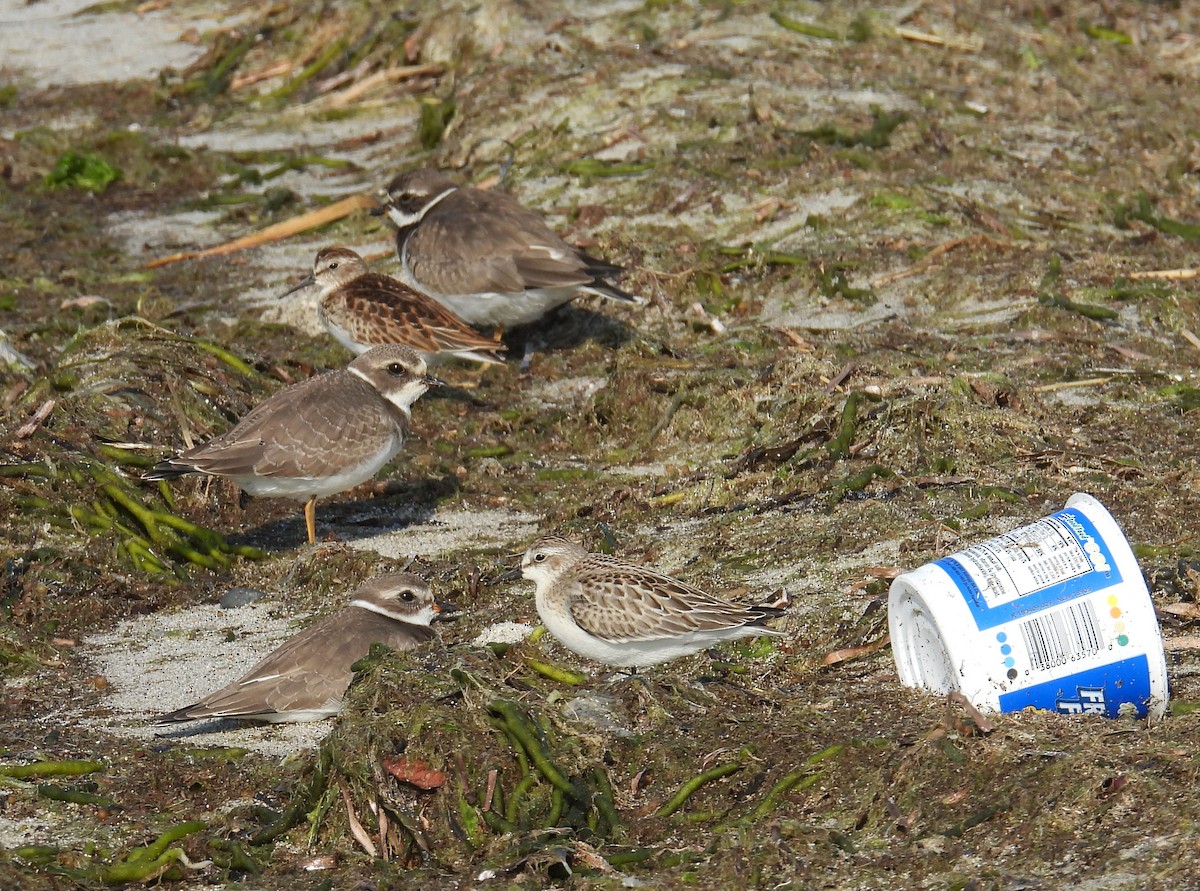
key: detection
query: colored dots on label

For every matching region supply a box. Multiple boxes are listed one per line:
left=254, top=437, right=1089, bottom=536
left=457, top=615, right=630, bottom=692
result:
left=1117, top=634, right=1129, bottom=647
left=1107, top=594, right=1118, bottom=606
left=1114, top=621, right=1125, bottom=634
left=996, top=632, right=1015, bottom=675
left=1110, top=607, right=1122, bottom=618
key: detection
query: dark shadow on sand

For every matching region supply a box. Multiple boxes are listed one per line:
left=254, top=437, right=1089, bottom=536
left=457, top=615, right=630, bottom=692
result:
left=151, top=716, right=288, bottom=738
left=225, top=474, right=461, bottom=551
left=503, top=303, right=635, bottom=356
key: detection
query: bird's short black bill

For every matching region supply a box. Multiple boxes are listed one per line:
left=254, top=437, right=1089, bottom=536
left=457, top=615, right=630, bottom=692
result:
left=489, top=566, right=523, bottom=585
left=278, top=274, right=316, bottom=299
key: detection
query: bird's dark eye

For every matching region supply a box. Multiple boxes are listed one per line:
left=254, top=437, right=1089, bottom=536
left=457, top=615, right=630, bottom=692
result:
left=397, top=194, right=426, bottom=213
left=328, top=261, right=339, bottom=270
left=534, top=553, right=547, bottom=563
left=400, top=589, right=415, bottom=601
left=387, top=362, right=405, bottom=376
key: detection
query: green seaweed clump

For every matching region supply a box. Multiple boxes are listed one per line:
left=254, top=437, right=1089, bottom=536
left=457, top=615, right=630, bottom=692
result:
left=1, top=317, right=268, bottom=579
left=44, top=151, right=121, bottom=193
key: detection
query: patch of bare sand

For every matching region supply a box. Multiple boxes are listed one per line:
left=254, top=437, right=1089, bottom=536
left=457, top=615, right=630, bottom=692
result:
left=81, top=600, right=332, bottom=758
left=76, top=507, right=540, bottom=756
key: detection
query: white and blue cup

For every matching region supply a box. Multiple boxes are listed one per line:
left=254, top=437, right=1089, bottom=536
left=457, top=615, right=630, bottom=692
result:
left=888, top=493, right=1168, bottom=719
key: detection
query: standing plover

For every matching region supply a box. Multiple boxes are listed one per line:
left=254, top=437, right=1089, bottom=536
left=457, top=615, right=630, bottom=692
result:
left=378, top=168, right=637, bottom=330
left=145, top=344, right=440, bottom=544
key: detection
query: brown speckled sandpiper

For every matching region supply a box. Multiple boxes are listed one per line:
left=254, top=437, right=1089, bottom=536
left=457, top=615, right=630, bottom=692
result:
left=281, top=246, right=506, bottom=365
left=508, top=536, right=789, bottom=668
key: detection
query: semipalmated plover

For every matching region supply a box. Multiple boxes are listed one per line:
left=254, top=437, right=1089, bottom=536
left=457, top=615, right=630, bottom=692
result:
left=379, top=168, right=638, bottom=329
left=144, top=344, right=441, bottom=545
left=156, top=573, right=455, bottom=724
left=281, top=246, right=506, bottom=365
left=509, top=536, right=790, bottom=668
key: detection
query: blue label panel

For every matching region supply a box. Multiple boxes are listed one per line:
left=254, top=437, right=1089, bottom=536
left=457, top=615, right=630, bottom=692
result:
left=997, top=654, right=1153, bottom=718
left=936, top=508, right=1122, bottom=631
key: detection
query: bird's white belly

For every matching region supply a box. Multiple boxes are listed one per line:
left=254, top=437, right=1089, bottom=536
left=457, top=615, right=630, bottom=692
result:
left=535, top=589, right=778, bottom=667
left=230, top=434, right=403, bottom=501
left=398, top=252, right=575, bottom=327
left=255, top=705, right=341, bottom=723
left=432, top=288, right=577, bottom=328
left=535, top=591, right=696, bottom=667
left=321, top=315, right=370, bottom=355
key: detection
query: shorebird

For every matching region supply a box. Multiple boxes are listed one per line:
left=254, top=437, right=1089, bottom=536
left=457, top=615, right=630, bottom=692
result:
left=280, top=246, right=506, bottom=366
left=144, top=344, right=440, bottom=544
left=508, top=536, right=789, bottom=668
left=378, top=167, right=638, bottom=330
left=155, top=573, right=455, bottom=723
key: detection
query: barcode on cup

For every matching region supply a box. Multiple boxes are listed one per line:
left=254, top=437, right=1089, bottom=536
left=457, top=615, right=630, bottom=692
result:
left=1019, top=601, right=1104, bottom=672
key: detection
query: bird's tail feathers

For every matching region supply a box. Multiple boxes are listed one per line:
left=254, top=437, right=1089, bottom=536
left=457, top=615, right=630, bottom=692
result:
left=142, top=459, right=197, bottom=482
left=752, top=588, right=792, bottom=620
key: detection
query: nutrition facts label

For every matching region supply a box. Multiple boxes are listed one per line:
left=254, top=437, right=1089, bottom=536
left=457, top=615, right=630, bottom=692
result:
left=936, top=509, right=1121, bottom=631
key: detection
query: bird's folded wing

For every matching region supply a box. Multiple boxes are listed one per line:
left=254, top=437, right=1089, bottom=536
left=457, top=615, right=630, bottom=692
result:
left=180, top=377, right=398, bottom=479
left=341, top=277, right=507, bottom=356
left=409, top=214, right=592, bottom=294
left=568, top=566, right=765, bottom=643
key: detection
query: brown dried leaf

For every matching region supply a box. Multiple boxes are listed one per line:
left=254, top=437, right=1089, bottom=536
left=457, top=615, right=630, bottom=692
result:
left=947, top=691, right=997, bottom=735
left=822, top=634, right=891, bottom=666
left=1164, top=634, right=1200, bottom=651
left=382, top=756, right=446, bottom=790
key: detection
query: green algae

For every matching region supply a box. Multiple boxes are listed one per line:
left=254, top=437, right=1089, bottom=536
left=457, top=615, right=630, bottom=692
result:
left=0, top=760, right=106, bottom=779
left=3, top=348, right=267, bottom=578
left=1115, top=191, right=1200, bottom=240
left=769, top=12, right=843, bottom=41
left=419, top=97, right=457, bottom=150
left=44, top=152, right=121, bottom=193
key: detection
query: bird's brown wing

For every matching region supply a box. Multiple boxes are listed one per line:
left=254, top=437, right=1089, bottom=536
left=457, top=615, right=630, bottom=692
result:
left=176, top=373, right=405, bottom=480
left=158, top=610, right=436, bottom=721
left=336, top=276, right=506, bottom=358
left=566, top=557, right=772, bottom=643
left=408, top=190, right=595, bottom=295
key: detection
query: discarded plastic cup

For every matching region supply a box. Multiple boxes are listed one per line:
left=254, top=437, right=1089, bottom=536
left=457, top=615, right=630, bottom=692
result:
left=888, top=493, right=1168, bottom=719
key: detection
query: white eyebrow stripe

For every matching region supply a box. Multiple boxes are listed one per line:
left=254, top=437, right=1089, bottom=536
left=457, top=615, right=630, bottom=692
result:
left=389, top=186, right=457, bottom=226
left=424, top=187, right=457, bottom=212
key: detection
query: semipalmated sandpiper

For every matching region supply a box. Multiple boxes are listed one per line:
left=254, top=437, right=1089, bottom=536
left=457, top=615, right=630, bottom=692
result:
left=511, top=536, right=789, bottom=667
